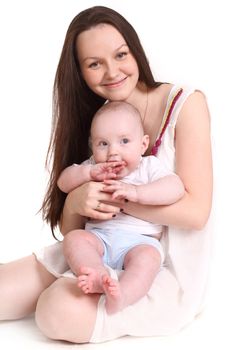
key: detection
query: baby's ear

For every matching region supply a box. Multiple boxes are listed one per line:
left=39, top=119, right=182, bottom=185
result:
left=141, top=134, right=149, bottom=155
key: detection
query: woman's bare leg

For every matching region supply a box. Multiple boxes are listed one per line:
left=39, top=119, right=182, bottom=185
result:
left=35, top=277, right=100, bottom=343
left=0, top=255, right=56, bottom=320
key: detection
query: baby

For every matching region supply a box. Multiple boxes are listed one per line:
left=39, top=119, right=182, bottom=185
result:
left=58, top=101, right=184, bottom=314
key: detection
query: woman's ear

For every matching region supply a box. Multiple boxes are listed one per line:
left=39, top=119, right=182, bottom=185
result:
left=141, top=134, right=150, bottom=155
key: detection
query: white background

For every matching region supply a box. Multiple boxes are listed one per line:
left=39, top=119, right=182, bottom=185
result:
left=0, top=0, right=232, bottom=349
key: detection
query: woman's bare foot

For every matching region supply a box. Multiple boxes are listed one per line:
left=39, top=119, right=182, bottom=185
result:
left=77, top=266, right=107, bottom=294
left=102, top=275, right=126, bottom=314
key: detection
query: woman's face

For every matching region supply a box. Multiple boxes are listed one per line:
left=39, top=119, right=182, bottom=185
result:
left=76, top=24, right=139, bottom=101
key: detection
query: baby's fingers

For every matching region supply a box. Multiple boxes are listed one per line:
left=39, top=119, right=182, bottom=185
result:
left=112, top=190, right=126, bottom=200
left=103, top=179, right=118, bottom=185
left=106, top=161, right=125, bottom=169
left=103, top=184, right=119, bottom=193
left=112, top=165, right=125, bottom=174
left=104, top=173, right=117, bottom=180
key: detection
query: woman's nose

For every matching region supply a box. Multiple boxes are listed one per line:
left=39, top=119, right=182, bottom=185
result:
left=105, top=61, right=118, bottom=79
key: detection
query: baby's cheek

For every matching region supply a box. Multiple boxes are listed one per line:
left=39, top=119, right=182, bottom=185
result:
left=93, top=152, right=107, bottom=164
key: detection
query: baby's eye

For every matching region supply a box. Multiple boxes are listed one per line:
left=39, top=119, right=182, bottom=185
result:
left=120, top=138, right=129, bottom=144
left=99, top=141, right=108, bottom=147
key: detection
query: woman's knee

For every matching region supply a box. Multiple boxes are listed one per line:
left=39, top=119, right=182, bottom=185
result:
left=0, top=256, right=55, bottom=320
left=35, top=281, right=61, bottom=341
left=35, top=278, right=99, bottom=343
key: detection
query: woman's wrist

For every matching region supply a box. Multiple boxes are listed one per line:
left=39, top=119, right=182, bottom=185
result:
left=64, top=190, right=77, bottom=216
left=60, top=190, right=84, bottom=235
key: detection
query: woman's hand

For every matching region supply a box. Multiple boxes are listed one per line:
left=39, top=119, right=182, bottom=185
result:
left=60, top=181, right=124, bottom=235
left=66, top=181, right=123, bottom=220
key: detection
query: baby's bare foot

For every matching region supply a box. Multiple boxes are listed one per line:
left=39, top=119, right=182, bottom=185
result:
left=77, top=266, right=106, bottom=294
left=102, top=275, right=125, bottom=314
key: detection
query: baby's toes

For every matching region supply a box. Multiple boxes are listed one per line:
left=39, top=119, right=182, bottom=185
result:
left=82, top=285, right=90, bottom=294
left=77, top=280, right=86, bottom=288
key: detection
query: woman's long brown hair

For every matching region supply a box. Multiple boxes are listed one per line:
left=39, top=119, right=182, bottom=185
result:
left=41, top=6, right=162, bottom=237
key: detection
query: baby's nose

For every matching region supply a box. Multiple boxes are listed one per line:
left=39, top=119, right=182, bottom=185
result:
left=108, top=154, right=121, bottom=162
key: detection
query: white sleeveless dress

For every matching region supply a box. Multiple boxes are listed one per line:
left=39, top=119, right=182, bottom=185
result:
left=35, top=85, right=213, bottom=343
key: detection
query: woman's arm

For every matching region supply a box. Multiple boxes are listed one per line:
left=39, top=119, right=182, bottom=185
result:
left=59, top=205, right=85, bottom=236
left=122, top=91, right=213, bottom=230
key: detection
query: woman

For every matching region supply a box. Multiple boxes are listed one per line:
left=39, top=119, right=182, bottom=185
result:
left=0, top=6, right=212, bottom=343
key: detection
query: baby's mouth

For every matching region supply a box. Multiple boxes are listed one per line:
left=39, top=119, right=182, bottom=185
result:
left=107, top=156, right=121, bottom=162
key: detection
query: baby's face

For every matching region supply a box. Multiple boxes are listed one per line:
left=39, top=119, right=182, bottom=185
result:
left=91, top=109, right=149, bottom=177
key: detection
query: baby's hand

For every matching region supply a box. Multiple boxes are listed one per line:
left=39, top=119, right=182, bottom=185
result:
left=90, top=161, right=126, bottom=181
left=103, top=179, right=138, bottom=202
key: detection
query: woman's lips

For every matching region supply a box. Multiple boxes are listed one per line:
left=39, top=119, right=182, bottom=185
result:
left=102, top=77, right=127, bottom=88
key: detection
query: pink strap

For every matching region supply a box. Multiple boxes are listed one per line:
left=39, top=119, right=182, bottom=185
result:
left=151, top=88, right=183, bottom=155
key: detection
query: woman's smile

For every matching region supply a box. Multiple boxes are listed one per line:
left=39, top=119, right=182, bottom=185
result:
left=102, top=77, right=128, bottom=88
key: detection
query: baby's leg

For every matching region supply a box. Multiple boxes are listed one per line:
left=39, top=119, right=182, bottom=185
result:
left=63, top=229, right=107, bottom=294
left=102, top=244, right=161, bottom=314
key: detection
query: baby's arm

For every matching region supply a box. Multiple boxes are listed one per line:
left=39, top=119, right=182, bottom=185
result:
left=103, top=174, right=185, bottom=205
left=57, top=164, right=92, bottom=193
left=58, top=161, right=126, bottom=193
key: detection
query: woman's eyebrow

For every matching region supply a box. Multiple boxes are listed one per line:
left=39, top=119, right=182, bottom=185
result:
left=82, top=43, right=128, bottom=62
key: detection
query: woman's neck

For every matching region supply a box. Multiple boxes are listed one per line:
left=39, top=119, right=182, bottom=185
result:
left=127, top=83, right=173, bottom=155
left=125, top=82, right=148, bottom=123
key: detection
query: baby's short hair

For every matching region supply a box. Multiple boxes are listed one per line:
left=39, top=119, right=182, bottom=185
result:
left=93, top=101, right=143, bottom=130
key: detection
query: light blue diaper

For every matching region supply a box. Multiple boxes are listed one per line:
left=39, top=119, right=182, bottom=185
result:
left=87, top=227, right=164, bottom=270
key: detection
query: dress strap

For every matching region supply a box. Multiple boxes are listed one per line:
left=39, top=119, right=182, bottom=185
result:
left=151, top=87, right=183, bottom=156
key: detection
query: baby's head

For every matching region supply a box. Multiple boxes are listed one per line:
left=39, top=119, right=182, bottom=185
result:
left=90, top=101, right=149, bottom=176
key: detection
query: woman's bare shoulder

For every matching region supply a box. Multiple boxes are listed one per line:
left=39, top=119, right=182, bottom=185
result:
left=177, top=89, right=210, bottom=129
left=151, top=83, right=174, bottom=98
left=149, top=83, right=174, bottom=113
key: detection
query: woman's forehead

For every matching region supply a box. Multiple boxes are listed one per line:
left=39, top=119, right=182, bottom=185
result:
left=76, top=24, right=126, bottom=59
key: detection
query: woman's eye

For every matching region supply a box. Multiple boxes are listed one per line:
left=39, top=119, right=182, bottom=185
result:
left=121, top=138, right=129, bottom=144
left=116, top=51, right=128, bottom=60
left=88, top=61, right=100, bottom=69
